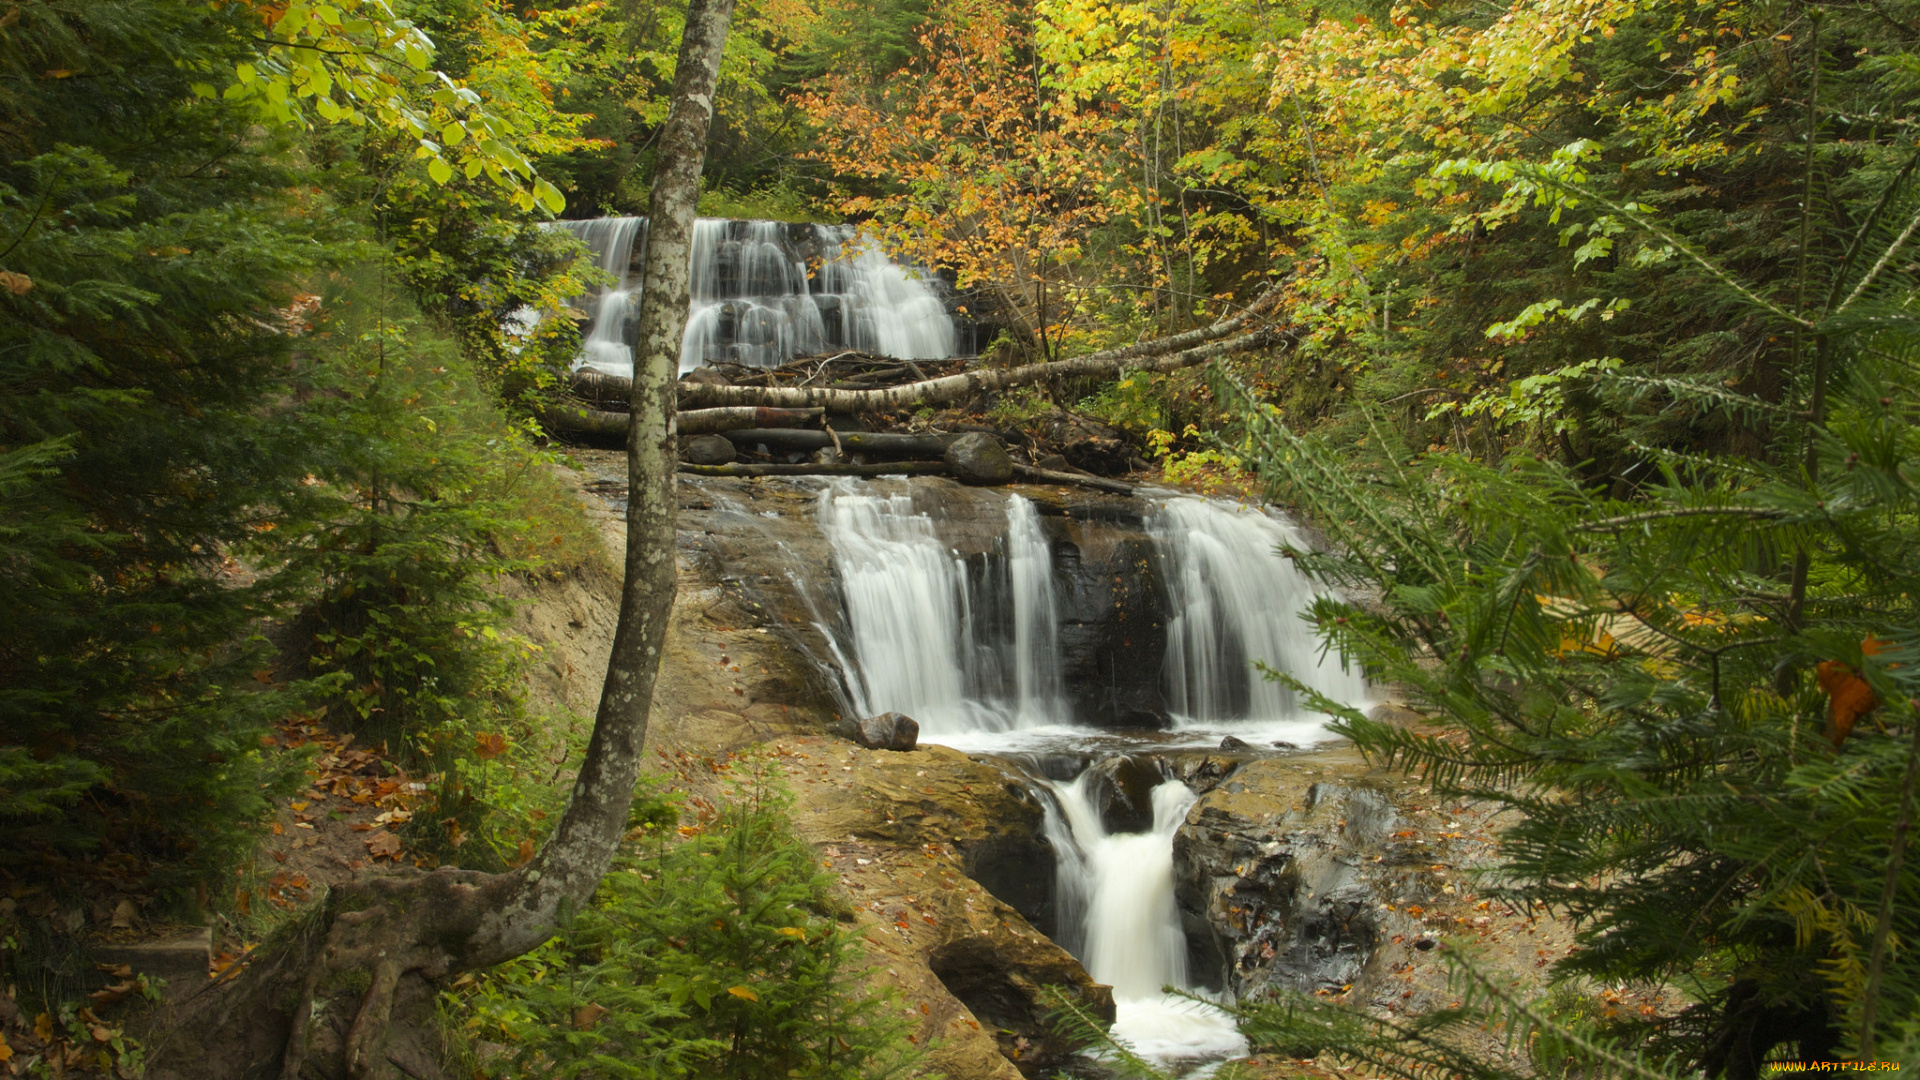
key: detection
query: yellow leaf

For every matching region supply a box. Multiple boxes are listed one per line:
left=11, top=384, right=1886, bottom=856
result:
left=775, top=926, right=807, bottom=939
left=726, top=985, right=759, bottom=1001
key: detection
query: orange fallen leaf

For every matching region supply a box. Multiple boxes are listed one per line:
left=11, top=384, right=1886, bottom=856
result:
left=572, top=1003, right=609, bottom=1030
left=726, top=985, right=759, bottom=1001
left=474, top=733, right=507, bottom=760
left=0, top=271, right=32, bottom=295
left=366, top=832, right=403, bottom=859
left=1820, top=637, right=1887, bottom=748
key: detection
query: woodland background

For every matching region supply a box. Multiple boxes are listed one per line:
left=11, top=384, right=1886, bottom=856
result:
left=2, top=0, right=1918, bottom=1074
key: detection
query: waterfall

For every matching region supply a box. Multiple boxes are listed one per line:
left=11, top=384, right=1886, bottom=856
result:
left=1007, top=495, right=1066, bottom=726
left=816, top=484, right=1066, bottom=737
left=556, top=217, right=647, bottom=377
left=1150, top=496, right=1369, bottom=727
left=551, top=217, right=958, bottom=377
left=1043, top=771, right=1247, bottom=1065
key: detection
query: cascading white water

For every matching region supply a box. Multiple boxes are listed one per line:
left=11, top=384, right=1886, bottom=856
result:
left=817, top=484, right=1065, bottom=736
left=1044, top=773, right=1247, bottom=1066
left=551, top=217, right=958, bottom=377
left=554, top=217, right=647, bottom=376
left=1150, top=497, right=1369, bottom=728
left=1007, top=495, right=1066, bottom=726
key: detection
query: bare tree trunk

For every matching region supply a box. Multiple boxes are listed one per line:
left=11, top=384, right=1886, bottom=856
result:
left=675, top=291, right=1283, bottom=412
left=147, top=5, right=736, bottom=1079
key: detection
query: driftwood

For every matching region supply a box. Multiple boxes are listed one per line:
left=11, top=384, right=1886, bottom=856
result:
left=719, top=428, right=958, bottom=456
left=678, top=461, right=950, bottom=478
left=1011, top=463, right=1136, bottom=496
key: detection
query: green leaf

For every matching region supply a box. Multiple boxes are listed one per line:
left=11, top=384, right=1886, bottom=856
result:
left=427, top=157, right=454, bottom=185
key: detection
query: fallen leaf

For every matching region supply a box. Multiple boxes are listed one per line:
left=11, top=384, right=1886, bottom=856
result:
left=572, top=1003, right=609, bottom=1030
left=474, top=733, right=507, bottom=760
left=726, top=985, right=758, bottom=1001
left=366, top=832, right=403, bottom=859
left=35, top=1013, right=53, bottom=1042
left=0, top=271, right=32, bottom=295
left=110, top=898, right=137, bottom=930
left=1821, top=636, right=1888, bottom=747
left=88, top=983, right=135, bottom=1007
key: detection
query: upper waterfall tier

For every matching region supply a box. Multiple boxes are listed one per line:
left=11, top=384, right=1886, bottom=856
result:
left=552, top=217, right=960, bottom=376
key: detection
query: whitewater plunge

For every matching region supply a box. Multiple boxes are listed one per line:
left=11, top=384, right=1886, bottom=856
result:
left=794, top=479, right=1368, bottom=1069
left=552, top=217, right=959, bottom=376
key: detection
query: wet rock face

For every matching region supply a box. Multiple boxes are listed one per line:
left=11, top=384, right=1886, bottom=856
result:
left=1084, top=755, right=1164, bottom=834
left=780, top=739, right=1109, bottom=1079
left=784, top=743, right=1059, bottom=934
left=928, top=934, right=1116, bottom=1074
left=1038, top=507, right=1171, bottom=726
left=1173, top=758, right=1397, bottom=997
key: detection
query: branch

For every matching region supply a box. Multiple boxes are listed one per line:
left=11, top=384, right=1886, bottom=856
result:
left=1575, top=506, right=1789, bottom=533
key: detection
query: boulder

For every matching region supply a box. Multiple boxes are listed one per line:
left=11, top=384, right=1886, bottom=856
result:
left=1039, top=412, right=1134, bottom=477
left=1219, top=735, right=1251, bottom=751
left=854, top=711, right=920, bottom=752
left=944, top=432, right=1014, bottom=486
left=680, top=366, right=729, bottom=385
left=1084, top=754, right=1164, bottom=834
left=686, top=434, right=737, bottom=465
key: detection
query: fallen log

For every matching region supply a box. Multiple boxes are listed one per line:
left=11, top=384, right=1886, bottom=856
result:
left=680, top=406, right=825, bottom=434
left=1011, top=463, right=1136, bottom=496
left=677, top=328, right=1280, bottom=412
left=559, top=291, right=1283, bottom=414
left=533, top=401, right=626, bottom=439
left=534, top=403, right=826, bottom=439
left=719, top=428, right=958, bottom=456
left=678, top=461, right=950, bottom=478
left=676, top=294, right=1285, bottom=412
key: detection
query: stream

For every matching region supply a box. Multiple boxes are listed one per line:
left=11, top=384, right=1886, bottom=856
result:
left=784, top=479, right=1371, bottom=1071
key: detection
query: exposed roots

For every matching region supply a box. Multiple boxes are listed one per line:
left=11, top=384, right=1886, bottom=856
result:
left=148, top=867, right=515, bottom=1080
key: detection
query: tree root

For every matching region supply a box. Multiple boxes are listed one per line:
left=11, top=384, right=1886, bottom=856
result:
left=151, top=868, right=513, bottom=1080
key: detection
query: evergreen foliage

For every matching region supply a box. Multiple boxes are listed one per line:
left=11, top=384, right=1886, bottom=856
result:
left=459, top=766, right=915, bottom=1080
left=0, top=0, right=332, bottom=900
left=1218, top=159, right=1920, bottom=1068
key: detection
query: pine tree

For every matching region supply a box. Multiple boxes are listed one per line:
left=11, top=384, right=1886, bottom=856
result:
left=0, top=1, right=338, bottom=915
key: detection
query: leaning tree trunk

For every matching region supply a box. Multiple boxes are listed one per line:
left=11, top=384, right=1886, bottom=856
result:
left=145, top=4, right=737, bottom=1079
